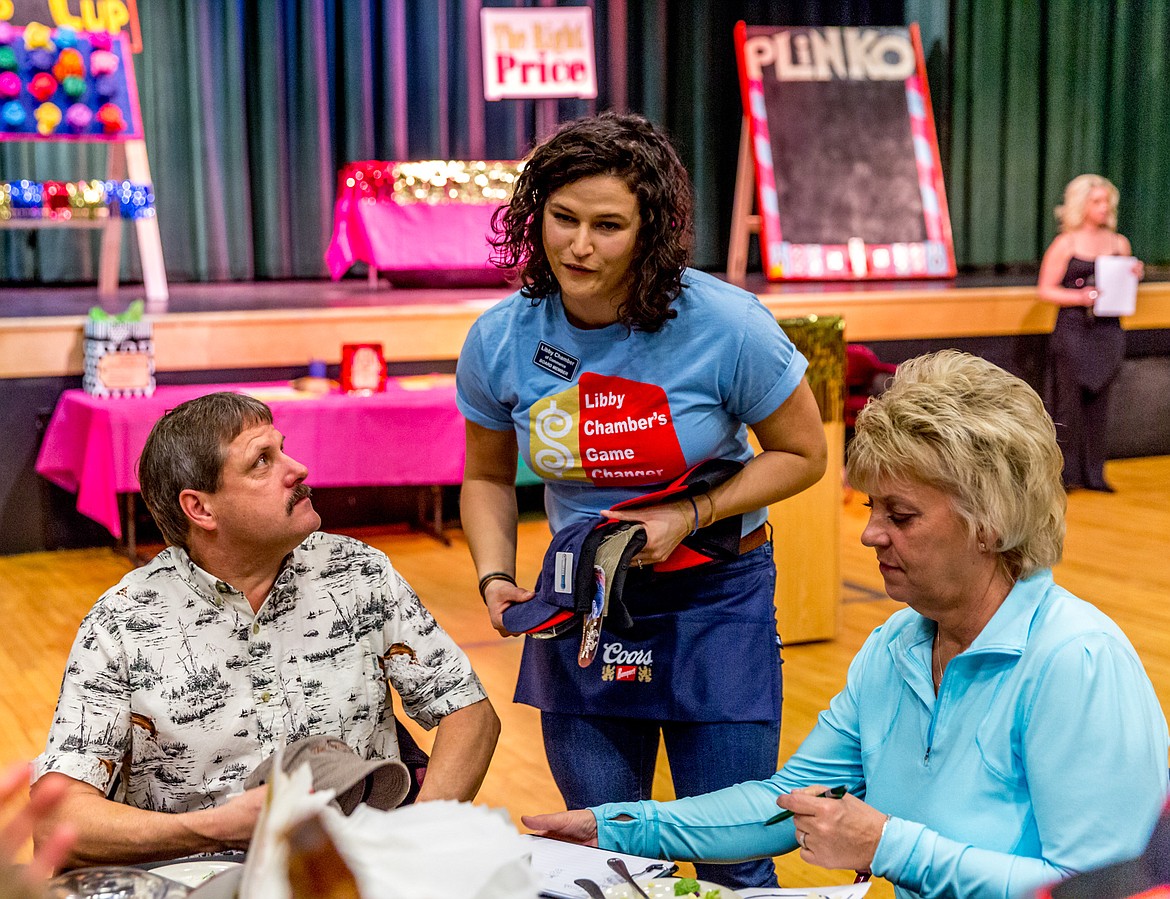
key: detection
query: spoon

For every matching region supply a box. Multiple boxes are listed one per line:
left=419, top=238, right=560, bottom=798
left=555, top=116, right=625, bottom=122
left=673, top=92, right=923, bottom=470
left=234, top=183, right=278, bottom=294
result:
left=575, top=878, right=610, bottom=899
left=607, top=857, right=652, bottom=899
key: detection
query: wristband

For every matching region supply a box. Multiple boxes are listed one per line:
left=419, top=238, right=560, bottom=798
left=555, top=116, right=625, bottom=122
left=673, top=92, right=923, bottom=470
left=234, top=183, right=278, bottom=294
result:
left=687, top=496, right=700, bottom=536
left=477, top=571, right=516, bottom=602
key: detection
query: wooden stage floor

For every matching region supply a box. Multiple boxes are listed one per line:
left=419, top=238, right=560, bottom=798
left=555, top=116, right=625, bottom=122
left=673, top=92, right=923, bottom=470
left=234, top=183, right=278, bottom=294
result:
left=3, top=271, right=1169, bottom=381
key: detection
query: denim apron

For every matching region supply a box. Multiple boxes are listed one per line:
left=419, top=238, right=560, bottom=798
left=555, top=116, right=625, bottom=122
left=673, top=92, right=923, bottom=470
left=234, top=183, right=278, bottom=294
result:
left=514, top=542, right=781, bottom=722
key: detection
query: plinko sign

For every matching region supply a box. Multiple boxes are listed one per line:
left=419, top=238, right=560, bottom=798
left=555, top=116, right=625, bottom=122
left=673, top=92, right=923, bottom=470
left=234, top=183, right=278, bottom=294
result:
left=527, top=373, right=685, bottom=485
left=480, top=6, right=596, bottom=101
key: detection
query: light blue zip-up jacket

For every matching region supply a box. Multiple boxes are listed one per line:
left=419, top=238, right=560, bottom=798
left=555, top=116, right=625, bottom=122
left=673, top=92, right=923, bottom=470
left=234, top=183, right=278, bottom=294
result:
left=595, top=570, right=1169, bottom=899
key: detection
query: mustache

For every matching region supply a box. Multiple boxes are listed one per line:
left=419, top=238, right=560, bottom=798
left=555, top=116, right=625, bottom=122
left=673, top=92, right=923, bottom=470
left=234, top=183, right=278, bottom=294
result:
left=287, top=484, right=312, bottom=514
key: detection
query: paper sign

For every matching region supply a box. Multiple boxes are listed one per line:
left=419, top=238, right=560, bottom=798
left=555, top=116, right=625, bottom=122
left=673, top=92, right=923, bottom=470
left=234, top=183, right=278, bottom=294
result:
left=1094, top=255, right=1139, bottom=317
left=96, top=351, right=151, bottom=391
left=480, top=7, right=597, bottom=101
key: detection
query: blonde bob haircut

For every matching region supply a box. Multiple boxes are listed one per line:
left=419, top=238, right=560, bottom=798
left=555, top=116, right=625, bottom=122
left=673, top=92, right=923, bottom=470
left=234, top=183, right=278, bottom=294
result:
left=1056, top=173, right=1119, bottom=232
left=846, top=350, right=1065, bottom=581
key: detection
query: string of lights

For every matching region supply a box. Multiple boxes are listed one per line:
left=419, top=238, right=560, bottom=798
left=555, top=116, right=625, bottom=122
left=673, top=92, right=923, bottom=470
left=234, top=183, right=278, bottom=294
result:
left=342, top=160, right=522, bottom=206
left=0, top=179, right=154, bottom=220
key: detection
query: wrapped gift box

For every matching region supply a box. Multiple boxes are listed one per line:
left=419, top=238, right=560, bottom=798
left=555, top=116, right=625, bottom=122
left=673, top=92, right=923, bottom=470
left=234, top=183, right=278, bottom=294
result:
left=83, top=318, right=155, bottom=397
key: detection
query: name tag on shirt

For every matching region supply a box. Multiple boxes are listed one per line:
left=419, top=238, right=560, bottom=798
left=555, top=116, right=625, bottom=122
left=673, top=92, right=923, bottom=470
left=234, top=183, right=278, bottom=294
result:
left=533, top=342, right=579, bottom=381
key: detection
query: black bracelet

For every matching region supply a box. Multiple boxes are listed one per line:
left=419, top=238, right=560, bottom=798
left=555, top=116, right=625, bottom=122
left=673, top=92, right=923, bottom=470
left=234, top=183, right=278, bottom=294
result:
left=478, top=571, right=517, bottom=602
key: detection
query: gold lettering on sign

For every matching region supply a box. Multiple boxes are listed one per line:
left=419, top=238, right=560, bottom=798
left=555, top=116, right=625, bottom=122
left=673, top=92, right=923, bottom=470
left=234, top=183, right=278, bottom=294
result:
left=49, top=0, right=130, bottom=33
left=493, top=24, right=527, bottom=51
left=534, top=23, right=583, bottom=51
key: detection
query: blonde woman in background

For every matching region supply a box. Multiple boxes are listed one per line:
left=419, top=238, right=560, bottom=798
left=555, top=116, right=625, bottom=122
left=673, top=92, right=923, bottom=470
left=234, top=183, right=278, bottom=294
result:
left=1037, top=174, right=1143, bottom=492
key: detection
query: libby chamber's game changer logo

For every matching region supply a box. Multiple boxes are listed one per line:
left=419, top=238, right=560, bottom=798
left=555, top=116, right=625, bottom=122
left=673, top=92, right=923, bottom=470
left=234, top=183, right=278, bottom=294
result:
left=527, top=372, right=685, bottom=485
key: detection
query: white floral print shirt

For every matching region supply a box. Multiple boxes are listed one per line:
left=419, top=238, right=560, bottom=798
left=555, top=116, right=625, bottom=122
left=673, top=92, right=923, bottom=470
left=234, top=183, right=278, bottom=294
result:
left=34, top=532, right=487, bottom=813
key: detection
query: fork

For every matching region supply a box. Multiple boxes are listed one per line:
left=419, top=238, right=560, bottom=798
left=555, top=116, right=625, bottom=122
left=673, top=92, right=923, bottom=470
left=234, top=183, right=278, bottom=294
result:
left=607, top=857, right=652, bottom=899
left=575, top=878, right=609, bottom=899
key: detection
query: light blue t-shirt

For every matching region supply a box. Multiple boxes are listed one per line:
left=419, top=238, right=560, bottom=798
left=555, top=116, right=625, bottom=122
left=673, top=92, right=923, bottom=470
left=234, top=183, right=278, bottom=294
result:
left=456, top=269, right=808, bottom=533
left=593, top=570, right=1170, bottom=899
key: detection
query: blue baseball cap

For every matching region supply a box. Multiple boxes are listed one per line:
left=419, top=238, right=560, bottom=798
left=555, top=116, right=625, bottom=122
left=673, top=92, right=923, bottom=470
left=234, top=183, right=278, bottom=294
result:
left=609, top=458, right=745, bottom=572
left=502, top=518, right=646, bottom=638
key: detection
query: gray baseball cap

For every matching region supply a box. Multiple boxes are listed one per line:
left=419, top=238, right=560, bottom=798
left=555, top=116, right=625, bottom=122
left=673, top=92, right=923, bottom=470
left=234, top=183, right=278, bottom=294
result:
left=244, top=735, right=411, bottom=814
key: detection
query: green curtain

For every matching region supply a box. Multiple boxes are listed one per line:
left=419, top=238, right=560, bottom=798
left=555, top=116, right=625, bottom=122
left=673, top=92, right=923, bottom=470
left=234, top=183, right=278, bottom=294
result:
left=3, top=1, right=1165, bottom=284
left=946, top=0, right=1170, bottom=266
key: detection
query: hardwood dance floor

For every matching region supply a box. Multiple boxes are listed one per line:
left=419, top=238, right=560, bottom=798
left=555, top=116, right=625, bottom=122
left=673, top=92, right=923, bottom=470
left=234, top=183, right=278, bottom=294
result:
left=3, top=455, right=1169, bottom=896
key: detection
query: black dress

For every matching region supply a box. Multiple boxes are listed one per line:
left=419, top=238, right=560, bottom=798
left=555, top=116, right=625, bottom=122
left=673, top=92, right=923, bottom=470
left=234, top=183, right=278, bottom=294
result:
left=1048, top=256, right=1125, bottom=490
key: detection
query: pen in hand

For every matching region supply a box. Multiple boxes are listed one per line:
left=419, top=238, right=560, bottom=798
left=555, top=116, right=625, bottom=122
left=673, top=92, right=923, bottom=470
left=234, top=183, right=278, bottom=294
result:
left=764, top=785, right=849, bottom=825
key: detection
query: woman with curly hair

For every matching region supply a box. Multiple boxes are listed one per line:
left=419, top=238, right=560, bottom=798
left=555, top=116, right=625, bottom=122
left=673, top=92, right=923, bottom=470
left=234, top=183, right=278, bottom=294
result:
left=1038, top=174, right=1144, bottom=492
left=455, top=112, right=826, bottom=888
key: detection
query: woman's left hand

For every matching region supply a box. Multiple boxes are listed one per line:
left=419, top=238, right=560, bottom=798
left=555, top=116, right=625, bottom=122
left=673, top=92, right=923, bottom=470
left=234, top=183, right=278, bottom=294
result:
left=1133, top=259, right=1145, bottom=280
left=777, top=785, right=888, bottom=873
left=521, top=809, right=599, bottom=846
left=601, top=501, right=694, bottom=566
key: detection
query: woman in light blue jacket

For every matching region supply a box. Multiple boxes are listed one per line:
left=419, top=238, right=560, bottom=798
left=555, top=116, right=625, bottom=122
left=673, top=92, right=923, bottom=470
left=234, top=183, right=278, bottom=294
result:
left=525, top=351, right=1169, bottom=899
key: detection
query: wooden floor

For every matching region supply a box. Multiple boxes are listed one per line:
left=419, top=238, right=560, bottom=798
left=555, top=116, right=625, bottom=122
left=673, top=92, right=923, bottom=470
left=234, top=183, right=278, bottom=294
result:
left=2, top=455, right=1169, bottom=896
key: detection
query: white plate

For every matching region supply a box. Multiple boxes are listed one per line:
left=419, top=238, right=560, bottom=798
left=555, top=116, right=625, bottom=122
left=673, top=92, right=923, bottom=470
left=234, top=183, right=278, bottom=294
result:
left=603, top=878, right=742, bottom=899
left=152, top=862, right=242, bottom=888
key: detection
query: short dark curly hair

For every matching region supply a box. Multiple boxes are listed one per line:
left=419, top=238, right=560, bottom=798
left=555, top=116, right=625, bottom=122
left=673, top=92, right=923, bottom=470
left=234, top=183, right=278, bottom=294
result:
left=490, top=112, right=694, bottom=332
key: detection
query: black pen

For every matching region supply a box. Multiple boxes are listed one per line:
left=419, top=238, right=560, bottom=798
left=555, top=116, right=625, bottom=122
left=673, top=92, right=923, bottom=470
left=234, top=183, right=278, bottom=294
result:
left=763, top=785, right=849, bottom=825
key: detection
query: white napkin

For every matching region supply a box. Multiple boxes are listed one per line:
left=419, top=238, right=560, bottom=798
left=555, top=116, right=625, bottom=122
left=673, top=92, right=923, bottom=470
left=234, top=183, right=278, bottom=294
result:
left=334, top=801, right=541, bottom=899
left=238, top=752, right=540, bottom=899
left=238, top=757, right=337, bottom=899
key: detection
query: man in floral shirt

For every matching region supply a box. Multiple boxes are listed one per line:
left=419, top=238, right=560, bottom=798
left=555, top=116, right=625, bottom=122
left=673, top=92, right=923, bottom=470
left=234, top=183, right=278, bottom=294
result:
left=31, top=392, right=500, bottom=867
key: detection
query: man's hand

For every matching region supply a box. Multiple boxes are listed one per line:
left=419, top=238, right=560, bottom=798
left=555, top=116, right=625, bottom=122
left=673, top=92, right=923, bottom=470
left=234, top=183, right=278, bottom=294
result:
left=186, top=787, right=268, bottom=850
left=32, top=773, right=266, bottom=868
left=521, top=810, right=599, bottom=846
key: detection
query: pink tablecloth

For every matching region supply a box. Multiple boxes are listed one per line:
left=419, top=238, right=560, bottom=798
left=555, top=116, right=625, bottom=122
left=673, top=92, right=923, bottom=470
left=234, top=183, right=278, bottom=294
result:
left=35, top=378, right=466, bottom=539
left=325, top=160, right=505, bottom=280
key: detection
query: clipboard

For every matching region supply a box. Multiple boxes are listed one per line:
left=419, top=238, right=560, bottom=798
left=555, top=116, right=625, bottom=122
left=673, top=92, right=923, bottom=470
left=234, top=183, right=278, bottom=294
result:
left=1094, top=256, right=1139, bottom=317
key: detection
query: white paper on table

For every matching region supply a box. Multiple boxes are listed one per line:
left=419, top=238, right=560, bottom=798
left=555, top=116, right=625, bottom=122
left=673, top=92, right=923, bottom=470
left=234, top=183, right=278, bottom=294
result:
left=1094, top=255, right=1139, bottom=316
left=738, top=883, right=871, bottom=899
left=523, top=834, right=676, bottom=899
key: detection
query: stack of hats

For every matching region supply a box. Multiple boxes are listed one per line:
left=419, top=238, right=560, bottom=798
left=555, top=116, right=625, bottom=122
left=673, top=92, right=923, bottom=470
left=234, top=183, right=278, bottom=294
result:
left=503, top=459, right=746, bottom=655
